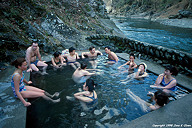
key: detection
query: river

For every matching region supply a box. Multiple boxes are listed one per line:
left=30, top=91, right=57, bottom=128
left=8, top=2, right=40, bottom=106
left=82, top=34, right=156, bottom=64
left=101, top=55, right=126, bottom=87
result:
left=110, top=17, right=192, bottom=54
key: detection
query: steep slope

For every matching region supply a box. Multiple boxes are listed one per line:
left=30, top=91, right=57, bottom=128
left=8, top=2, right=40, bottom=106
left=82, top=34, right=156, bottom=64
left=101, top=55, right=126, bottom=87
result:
left=0, top=0, right=114, bottom=66
left=103, top=0, right=192, bottom=19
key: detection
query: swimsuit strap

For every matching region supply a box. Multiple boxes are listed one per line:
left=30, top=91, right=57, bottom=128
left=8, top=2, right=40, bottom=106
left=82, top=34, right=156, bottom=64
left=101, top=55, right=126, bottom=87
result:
left=162, top=76, right=175, bottom=85
left=12, top=73, right=20, bottom=79
left=85, top=92, right=95, bottom=100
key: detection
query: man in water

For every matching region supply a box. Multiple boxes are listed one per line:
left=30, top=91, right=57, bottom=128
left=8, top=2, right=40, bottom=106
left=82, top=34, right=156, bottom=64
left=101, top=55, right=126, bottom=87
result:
left=105, top=46, right=118, bottom=64
left=72, top=63, right=96, bottom=84
left=81, top=46, right=103, bottom=68
left=26, top=42, right=48, bottom=75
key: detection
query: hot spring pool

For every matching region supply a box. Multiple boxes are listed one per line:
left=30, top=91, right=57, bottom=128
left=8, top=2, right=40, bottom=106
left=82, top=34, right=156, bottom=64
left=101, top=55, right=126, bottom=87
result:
left=26, top=55, right=188, bottom=128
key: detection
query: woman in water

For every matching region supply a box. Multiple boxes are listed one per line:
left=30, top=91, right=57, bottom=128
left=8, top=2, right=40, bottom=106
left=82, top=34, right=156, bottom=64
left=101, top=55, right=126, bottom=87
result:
left=121, top=62, right=148, bottom=84
left=11, top=58, right=60, bottom=107
left=134, top=62, right=148, bottom=79
left=150, top=65, right=178, bottom=94
left=74, top=79, right=98, bottom=110
left=126, top=89, right=169, bottom=111
left=118, top=53, right=137, bottom=72
left=51, top=51, right=66, bottom=69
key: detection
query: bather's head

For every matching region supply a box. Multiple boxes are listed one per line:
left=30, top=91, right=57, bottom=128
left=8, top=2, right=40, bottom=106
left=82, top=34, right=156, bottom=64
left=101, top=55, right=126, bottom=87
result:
left=11, top=58, right=28, bottom=70
left=80, top=63, right=87, bottom=70
left=53, top=51, right=61, bottom=58
left=105, top=46, right=111, bottom=54
left=129, top=53, right=135, bottom=61
left=164, top=65, right=178, bottom=76
left=89, top=46, right=95, bottom=54
left=69, top=47, right=76, bottom=55
left=154, top=90, right=169, bottom=107
left=83, top=79, right=95, bottom=92
left=138, top=62, right=147, bottom=72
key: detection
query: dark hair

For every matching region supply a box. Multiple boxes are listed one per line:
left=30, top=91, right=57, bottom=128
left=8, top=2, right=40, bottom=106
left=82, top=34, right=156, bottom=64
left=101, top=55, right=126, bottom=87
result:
left=53, top=52, right=61, bottom=58
left=129, top=53, right=135, bottom=59
left=138, top=64, right=145, bottom=70
left=89, top=46, right=95, bottom=51
left=165, top=65, right=178, bottom=76
left=69, top=47, right=75, bottom=53
left=80, top=63, right=87, bottom=69
left=154, top=91, right=169, bottom=107
left=105, top=46, right=111, bottom=50
left=83, top=54, right=88, bottom=58
left=10, top=58, right=26, bottom=68
left=86, top=79, right=95, bottom=92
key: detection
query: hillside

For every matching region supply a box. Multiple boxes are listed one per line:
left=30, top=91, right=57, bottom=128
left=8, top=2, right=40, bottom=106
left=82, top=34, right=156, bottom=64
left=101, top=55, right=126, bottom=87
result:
left=0, top=0, right=119, bottom=67
left=104, top=0, right=192, bottom=19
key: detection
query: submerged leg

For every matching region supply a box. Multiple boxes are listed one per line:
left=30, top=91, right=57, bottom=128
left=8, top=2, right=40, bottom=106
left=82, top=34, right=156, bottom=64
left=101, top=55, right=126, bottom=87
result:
left=21, top=91, right=60, bottom=103
left=69, top=63, right=77, bottom=69
left=44, top=91, right=60, bottom=98
left=42, top=94, right=60, bottom=103
left=41, top=66, right=48, bottom=75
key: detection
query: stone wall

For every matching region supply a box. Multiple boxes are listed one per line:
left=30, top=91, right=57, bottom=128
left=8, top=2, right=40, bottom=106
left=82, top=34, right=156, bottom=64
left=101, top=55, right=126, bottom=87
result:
left=86, top=34, right=192, bottom=76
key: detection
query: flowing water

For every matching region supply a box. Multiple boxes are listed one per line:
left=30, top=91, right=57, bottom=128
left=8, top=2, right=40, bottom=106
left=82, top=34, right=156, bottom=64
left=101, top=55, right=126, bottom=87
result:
left=26, top=56, right=188, bottom=128
left=111, top=17, right=192, bottom=53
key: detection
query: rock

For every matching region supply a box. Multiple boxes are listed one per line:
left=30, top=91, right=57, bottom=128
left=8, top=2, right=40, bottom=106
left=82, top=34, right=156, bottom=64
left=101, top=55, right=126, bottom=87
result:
left=157, top=60, right=163, bottom=64
left=178, top=10, right=192, bottom=18
left=168, top=15, right=178, bottom=19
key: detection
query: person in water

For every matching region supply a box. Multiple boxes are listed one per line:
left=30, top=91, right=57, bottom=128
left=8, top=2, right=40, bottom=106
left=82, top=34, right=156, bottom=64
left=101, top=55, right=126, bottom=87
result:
left=105, top=46, right=118, bottom=64
left=72, top=63, right=97, bottom=84
left=150, top=65, right=178, bottom=94
left=82, top=46, right=103, bottom=59
left=63, top=47, right=80, bottom=69
left=81, top=46, right=103, bottom=68
left=74, top=79, right=98, bottom=110
left=126, top=89, right=169, bottom=111
left=51, top=51, right=66, bottom=69
left=26, top=42, right=48, bottom=75
left=121, top=62, right=148, bottom=84
left=118, top=53, right=137, bottom=72
left=135, top=62, right=148, bottom=79
left=11, top=58, right=60, bottom=107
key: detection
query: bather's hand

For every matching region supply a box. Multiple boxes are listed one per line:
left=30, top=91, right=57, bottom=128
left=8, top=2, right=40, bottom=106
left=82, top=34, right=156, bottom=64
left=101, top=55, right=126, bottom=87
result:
left=27, top=68, right=32, bottom=72
left=27, top=81, right=32, bottom=85
left=24, top=102, right=31, bottom=107
left=150, top=85, right=159, bottom=88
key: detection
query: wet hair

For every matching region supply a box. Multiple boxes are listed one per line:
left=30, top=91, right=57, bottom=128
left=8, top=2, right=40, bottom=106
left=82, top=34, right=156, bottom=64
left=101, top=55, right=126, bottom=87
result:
left=105, top=46, right=111, bottom=50
left=32, top=42, right=38, bottom=45
left=69, top=47, right=75, bottom=53
left=129, top=53, right=135, bottom=59
left=165, top=65, right=178, bottom=76
left=53, top=52, right=61, bottom=58
left=10, top=58, right=26, bottom=68
left=83, top=54, right=88, bottom=58
left=86, top=79, right=95, bottom=92
left=80, top=63, right=87, bottom=69
left=89, top=46, right=95, bottom=51
left=154, top=90, right=169, bottom=107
